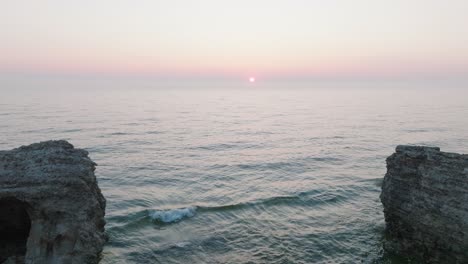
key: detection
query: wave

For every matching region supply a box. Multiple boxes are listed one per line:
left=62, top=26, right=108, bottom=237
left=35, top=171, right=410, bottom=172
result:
left=145, top=189, right=346, bottom=224
left=148, top=206, right=197, bottom=223
left=196, top=190, right=344, bottom=213
left=145, top=130, right=162, bottom=135
left=189, top=142, right=261, bottom=152
left=108, top=132, right=139, bottom=136
left=61, top=129, right=82, bottom=133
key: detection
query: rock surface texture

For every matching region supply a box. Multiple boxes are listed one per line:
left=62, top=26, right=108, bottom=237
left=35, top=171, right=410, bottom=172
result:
left=381, top=145, right=468, bottom=263
left=0, top=141, right=106, bottom=264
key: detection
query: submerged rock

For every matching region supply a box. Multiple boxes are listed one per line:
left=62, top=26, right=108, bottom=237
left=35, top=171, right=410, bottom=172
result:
left=0, top=141, right=106, bottom=264
left=381, top=145, right=468, bottom=263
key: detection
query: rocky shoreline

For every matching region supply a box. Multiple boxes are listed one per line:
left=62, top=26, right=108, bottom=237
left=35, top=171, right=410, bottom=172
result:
left=0, top=141, right=106, bottom=264
left=381, top=145, right=468, bottom=263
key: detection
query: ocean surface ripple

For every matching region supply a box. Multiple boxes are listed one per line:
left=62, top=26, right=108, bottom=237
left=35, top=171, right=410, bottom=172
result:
left=1, top=87, right=467, bottom=263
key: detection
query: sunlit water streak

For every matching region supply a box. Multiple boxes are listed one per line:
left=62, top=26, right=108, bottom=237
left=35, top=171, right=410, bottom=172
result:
left=1, top=86, right=467, bottom=263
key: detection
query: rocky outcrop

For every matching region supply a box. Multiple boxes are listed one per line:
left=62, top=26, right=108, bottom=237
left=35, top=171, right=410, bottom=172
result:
left=381, top=145, right=468, bottom=263
left=0, top=141, right=106, bottom=264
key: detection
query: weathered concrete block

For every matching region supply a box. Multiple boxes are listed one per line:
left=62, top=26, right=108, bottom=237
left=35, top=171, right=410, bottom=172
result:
left=381, top=145, right=468, bottom=263
left=0, top=141, right=106, bottom=264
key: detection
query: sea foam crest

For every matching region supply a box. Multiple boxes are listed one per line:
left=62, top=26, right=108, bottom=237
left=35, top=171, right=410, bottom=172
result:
left=148, top=207, right=197, bottom=223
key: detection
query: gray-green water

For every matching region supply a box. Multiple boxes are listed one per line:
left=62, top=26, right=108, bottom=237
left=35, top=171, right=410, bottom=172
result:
left=1, top=84, right=467, bottom=263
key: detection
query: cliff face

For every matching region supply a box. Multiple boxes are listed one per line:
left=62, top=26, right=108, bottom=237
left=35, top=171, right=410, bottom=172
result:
left=381, top=145, right=468, bottom=263
left=0, top=141, right=106, bottom=264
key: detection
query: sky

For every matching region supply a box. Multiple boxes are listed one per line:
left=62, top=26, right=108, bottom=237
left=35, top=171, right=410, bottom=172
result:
left=1, top=0, right=468, bottom=81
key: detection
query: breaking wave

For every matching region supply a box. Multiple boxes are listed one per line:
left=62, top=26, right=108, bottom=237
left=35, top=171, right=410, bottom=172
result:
left=146, top=189, right=349, bottom=224
left=148, top=206, right=197, bottom=223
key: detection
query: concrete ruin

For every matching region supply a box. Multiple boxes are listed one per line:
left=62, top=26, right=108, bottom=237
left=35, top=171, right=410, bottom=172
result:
left=381, top=145, right=468, bottom=263
left=0, top=140, right=106, bottom=264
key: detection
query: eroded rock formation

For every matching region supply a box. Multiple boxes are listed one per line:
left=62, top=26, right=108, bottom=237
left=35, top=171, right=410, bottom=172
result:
left=381, top=145, right=468, bottom=263
left=0, top=141, right=106, bottom=264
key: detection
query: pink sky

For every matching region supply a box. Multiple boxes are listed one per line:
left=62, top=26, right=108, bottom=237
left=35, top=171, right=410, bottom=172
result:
left=1, top=1, right=468, bottom=80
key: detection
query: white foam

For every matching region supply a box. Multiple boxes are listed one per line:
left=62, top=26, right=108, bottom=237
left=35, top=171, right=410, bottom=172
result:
left=149, top=207, right=197, bottom=223
left=174, top=242, right=191, bottom=248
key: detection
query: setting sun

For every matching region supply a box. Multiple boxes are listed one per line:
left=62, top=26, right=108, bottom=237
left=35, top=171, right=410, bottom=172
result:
left=249, top=77, right=255, bottom=83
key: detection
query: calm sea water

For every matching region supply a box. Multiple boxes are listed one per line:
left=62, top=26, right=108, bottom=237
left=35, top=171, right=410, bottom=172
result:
left=1, top=83, right=467, bottom=263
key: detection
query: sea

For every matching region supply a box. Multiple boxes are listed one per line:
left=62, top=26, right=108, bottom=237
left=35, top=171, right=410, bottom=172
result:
left=1, top=80, right=467, bottom=263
